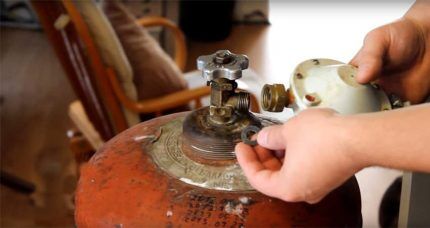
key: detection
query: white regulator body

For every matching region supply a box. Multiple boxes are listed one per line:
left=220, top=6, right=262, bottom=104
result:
left=289, top=58, right=393, bottom=114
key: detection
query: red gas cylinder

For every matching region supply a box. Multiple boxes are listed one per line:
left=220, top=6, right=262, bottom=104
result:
left=75, top=51, right=362, bottom=227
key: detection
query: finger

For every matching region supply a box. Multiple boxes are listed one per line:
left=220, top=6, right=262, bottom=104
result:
left=306, top=197, right=323, bottom=204
left=257, top=125, right=286, bottom=150
left=236, top=142, right=265, bottom=172
left=350, top=26, right=389, bottom=84
left=274, top=150, right=285, bottom=159
left=254, top=146, right=282, bottom=170
left=235, top=143, right=284, bottom=198
left=378, top=74, right=414, bottom=103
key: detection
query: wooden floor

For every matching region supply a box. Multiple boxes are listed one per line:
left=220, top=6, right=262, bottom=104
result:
left=1, top=28, right=76, bottom=227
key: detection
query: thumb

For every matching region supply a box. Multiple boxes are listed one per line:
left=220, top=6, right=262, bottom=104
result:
left=257, top=125, right=286, bottom=150
left=350, top=26, right=389, bottom=84
left=235, top=142, right=285, bottom=199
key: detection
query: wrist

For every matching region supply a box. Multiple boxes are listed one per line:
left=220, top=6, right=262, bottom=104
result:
left=334, top=114, right=372, bottom=171
left=404, top=0, right=430, bottom=42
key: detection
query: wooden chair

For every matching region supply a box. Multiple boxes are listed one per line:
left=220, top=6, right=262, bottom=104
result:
left=32, top=1, right=261, bottom=166
left=32, top=0, right=212, bottom=165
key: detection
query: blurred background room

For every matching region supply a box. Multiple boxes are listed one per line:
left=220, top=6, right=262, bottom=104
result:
left=0, top=0, right=418, bottom=227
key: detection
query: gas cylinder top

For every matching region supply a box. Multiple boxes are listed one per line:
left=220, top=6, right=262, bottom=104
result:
left=75, top=51, right=362, bottom=227
left=75, top=112, right=362, bottom=227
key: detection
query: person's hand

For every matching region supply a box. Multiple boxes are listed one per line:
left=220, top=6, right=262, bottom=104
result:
left=350, top=1, right=430, bottom=104
left=235, top=108, right=363, bottom=204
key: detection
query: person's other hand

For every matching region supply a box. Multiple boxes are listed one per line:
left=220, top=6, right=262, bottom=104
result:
left=350, top=1, right=430, bottom=104
left=235, top=108, right=362, bottom=204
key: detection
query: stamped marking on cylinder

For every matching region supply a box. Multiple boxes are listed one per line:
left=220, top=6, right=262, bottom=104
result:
left=181, top=194, right=250, bottom=226
left=146, top=118, right=254, bottom=191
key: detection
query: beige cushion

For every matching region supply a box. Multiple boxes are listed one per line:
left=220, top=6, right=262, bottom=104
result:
left=101, top=0, right=188, bottom=101
left=74, top=0, right=140, bottom=126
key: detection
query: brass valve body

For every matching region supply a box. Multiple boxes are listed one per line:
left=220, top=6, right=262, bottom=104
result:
left=182, top=50, right=262, bottom=163
left=208, top=78, right=250, bottom=125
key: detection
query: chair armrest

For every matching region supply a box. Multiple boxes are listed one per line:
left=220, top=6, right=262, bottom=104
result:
left=135, top=16, right=187, bottom=72
left=106, top=68, right=210, bottom=113
left=130, top=87, right=211, bottom=113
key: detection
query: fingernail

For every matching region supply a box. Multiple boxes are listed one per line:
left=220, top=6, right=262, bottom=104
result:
left=257, top=128, right=268, bottom=146
left=356, top=64, right=370, bottom=82
left=358, top=63, right=368, bottom=73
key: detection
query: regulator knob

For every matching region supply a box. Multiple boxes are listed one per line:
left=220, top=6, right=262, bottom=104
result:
left=197, top=50, right=249, bottom=81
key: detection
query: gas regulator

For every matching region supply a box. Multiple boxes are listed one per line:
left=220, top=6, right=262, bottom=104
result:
left=261, top=58, right=406, bottom=114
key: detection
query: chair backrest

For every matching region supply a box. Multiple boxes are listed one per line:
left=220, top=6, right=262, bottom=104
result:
left=73, top=0, right=140, bottom=127
left=33, top=1, right=129, bottom=140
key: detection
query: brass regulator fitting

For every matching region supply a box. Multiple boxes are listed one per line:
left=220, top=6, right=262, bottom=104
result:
left=261, top=84, right=291, bottom=112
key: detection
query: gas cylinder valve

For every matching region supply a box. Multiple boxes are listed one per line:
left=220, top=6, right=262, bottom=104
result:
left=197, top=50, right=251, bottom=124
left=182, top=50, right=261, bottom=162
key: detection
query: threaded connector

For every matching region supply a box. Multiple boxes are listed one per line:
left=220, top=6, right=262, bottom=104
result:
left=236, top=92, right=250, bottom=112
left=261, top=84, right=289, bottom=112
